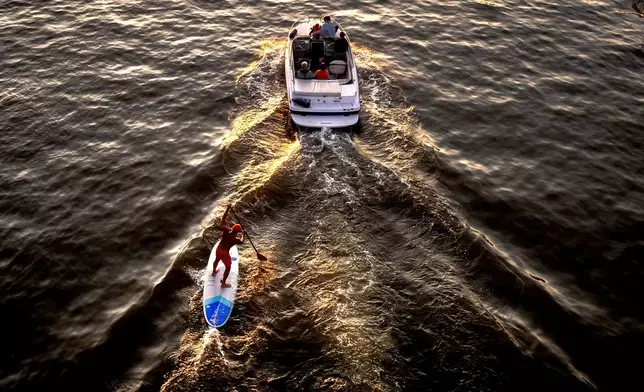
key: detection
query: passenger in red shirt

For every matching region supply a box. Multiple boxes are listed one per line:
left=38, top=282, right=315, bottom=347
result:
left=315, top=63, right=329, bottom=80
left=213, top=203, right=245, bottom=287
left=310, top=23, right=322, bottom=39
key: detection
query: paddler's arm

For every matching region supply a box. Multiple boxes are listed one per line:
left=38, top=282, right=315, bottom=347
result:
left=215, top=203, right=232, bottom=231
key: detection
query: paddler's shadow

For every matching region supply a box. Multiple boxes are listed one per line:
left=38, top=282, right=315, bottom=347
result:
left=236, top=248, right=277, bottom=303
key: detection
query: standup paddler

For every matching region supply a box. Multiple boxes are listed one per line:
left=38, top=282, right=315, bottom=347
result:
left=213, top=203, right=245, bottom=287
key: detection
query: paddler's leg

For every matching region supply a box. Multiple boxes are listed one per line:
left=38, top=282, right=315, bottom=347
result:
left=212, top=247, right=225, bottom=276
left=221, top=252, right=232, bottom=288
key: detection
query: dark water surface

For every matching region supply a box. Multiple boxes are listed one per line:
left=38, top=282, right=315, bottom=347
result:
left=2, top=0, right=643, bottom=391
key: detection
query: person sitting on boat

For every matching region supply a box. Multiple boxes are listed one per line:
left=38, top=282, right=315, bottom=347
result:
left=333, top=32, right=349, bottom=60
left=319, top=15, right=339, bottom=39
left=314, top=63, right=329, bottom=80
left=213, top=203, right=245, bottom=288
left=296, top=61, right=314, bottom=79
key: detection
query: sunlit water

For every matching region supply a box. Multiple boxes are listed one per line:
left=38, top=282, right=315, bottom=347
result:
left=1, top=1, right=643, bottom=391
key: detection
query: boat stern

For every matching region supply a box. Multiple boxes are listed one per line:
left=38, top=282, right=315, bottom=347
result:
left=290, top=112, right=360, bottom=128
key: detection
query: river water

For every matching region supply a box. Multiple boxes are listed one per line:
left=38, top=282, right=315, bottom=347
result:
left=2, top=1, right=643, bottom=391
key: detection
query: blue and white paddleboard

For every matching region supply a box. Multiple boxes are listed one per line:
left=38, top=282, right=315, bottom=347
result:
left=203, top=241, right=240, bottom=328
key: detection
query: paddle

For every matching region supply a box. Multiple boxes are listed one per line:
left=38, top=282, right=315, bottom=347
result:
left=229, top=206, right=268, bottom=261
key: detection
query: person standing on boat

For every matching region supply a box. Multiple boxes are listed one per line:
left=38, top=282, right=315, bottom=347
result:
left=333, top=32, right=349, bottom=60
left=213, top=203, right=245, bottom=288
left=296, top=61, right=314, bottom=79
left=319, top=15, right=339, bottom=39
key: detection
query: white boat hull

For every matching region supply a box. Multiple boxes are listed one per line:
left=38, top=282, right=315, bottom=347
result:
left=285, top=19, right=361, bottom=130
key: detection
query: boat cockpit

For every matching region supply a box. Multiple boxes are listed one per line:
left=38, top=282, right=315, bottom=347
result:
left=289, top=31, right=353, bottom=84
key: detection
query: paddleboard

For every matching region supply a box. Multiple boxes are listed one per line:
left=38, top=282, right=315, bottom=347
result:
left=203, top=241, right=240, bottom=328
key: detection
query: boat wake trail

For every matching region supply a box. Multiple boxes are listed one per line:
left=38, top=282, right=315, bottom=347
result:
left=148, top=42, right=598, bottom=392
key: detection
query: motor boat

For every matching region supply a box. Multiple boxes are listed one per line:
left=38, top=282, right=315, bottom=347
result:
left=285, top=18, right=361, bottom=130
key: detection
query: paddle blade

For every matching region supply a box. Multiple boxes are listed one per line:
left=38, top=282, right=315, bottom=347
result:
left=256, top=252, right=268, bottom=261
